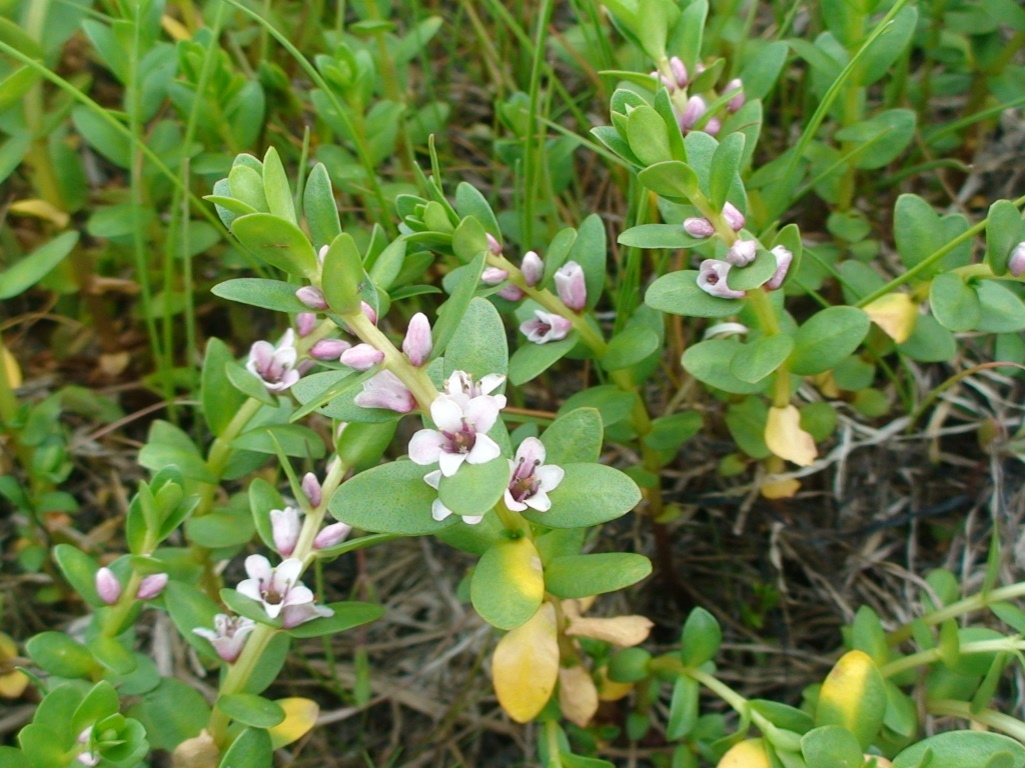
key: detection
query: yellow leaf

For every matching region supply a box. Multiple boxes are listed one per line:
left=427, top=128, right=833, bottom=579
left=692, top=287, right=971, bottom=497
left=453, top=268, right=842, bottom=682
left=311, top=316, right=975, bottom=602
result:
left=2, top=346, right=23, bottom=389
left=717, top=738, right=772, bottom=768
left=565, top=615, right=653, bottom=647
left=9, top=199, right=70, bottom=228
left=161, top=15, right=192, bottom=41
left=863, top=292, right=917, bottom=343
left=492, top=602, right=559, bottom=723
left=171, top=730, right=218, bottom=768
left=760, top=477, right=801, bottom=499
left=558, top=665, right=598, bottom=728
left=816, top=650, right=887, bottom=749
left=0, top=671, right=28, bottom=698
left=765, top=405, right=817, bottom=467
left=596, top=667, right=633, bottom=701
left=813, top=371, right=840, bottom=398
left=268, top=697, right=319, bottom=748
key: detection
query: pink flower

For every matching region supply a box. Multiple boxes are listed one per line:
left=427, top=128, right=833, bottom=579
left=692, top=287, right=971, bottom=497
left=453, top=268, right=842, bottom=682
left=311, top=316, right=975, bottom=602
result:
left=504, top=437, right=564, bottom=512
left=520, top=310, right=572, bottom=343
left=295, top=286, right=328, bottom=311
left=354, top=370, right=417, bottom=413
left=136, top=573, right=168, bottom=600
left=766, top=246, right=794, bottom=290
left=313, top=522, right=352, bottom=550
left=408, top=392, right=503, bottom=477
left=1009, top=242, right=1025, bottom=277
left=697, top=259, right=746, bottom=300
left=281, top=602, right=334, bottom=629
left=360, top=301, right=377, bottom=325
left=302, top=472, right=322, bottom=507
left=724, top=239, right=757, bottom=267
left=270, top=507, right=302, bottom=556
left=193, top=613, right=255, bottom=663
left=340, top=343, right=384, bottom=371
left=310, top=338, right=351, bottom=361
left=521, top=251, right=544, bottom=287
left=555, top=261, right=587, bottom=311
left=705, top=118, right=721, bottom=136
left=236, top=555, right=314, bottom=620
left=683, top=217, right=715, bottom=238
left=423, top=470, right=484, bottom=524
left=722, top=202, right=745, bottom=232
left=246, top=330, right=301, bottom=392
left=486, top=233, right=502, bottom=255
left=402, top=313, right=432, bottom=367
left=95, top=567, right=121, bottom=605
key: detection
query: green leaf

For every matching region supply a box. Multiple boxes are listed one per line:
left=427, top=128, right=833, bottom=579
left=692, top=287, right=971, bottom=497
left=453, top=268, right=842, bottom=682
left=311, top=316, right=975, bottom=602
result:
left=126, top=678, right=210, bottom=752
left=186, top=508, right=255, bottom=549
left=569, top=214, right=607, bottom=311
left=667, top=676, right=700, bottom=740
left=646, top=271, right=745, bottom=318
left=788, top=307, right=871, bottom=375
left=709, top=133, right=745, bottom=210
left=973, top=281, right=1025, bottom=333
left=891, top=731, right=1025, bottom=768
left=231, top=424, right=326, bottom=459
left=643, top=411, right=703, bottom=452
left=53, top=543, right=102, bottom=607
left=730, top=334, right=794, bottom=383
left=444, top=297, right=508, bottom=377
left=220, top=588, right=281, bottom=627
left=211, top=278, right=309, bottom=313
left=0, top=231, right=78, bottom=300
left=261, top=146, right=296, bottom=225
left=433, top=252, right=487, bottom=358
left=557, top=385, right=635, bottom=429
left=201, top=338, right=248, bottom=437
left=71, top=680, right=120, bottom=736
left=165, top=581, right=222, bottom=661
left=680, top=608, right=721, bottom=666
left=637, top=160, right=701, bottom=201
left=72, top=105, right=130, bottom=167
left=225, top=361, right=277, bottom=407
left=617, top=224, right=706, bottom=250
left=471, top=537, right=545, bottom=630
left=26, top=631, right=96, bottom=678
left=329, top=460, right=457, bottom=535
left=544, top=553, right=651, bottom=599
left=509, top=334, right=578, bottom=385
left=834, top=109, right=916, bottom=169
left=231, top=212, right=319, bottom=279
left=540, top=408, right=603, bottom=465
left=303, top=162, right=341, bottom=249
left=626, top=105, right=673, bottom=166
left=451, top=214, right=489, bottom=263
left=438, top=457, right=509, bottom=519
left=929, top=273, right=980, bottom=332
left=682, top=338, right=769, bottom=394
left=89, top=635, right=136, bottom=674
left=726, top=248, right=778, bottom=291
left=218, top=727, right=273, bottom=768
left=521, top=463, right=641, bottom=528
left=602, top=325, right=660, bottom=371
left=228, top=163, right=269, bottom=212
left=454, top=182, right=501, bottom=238
left=986, top=200, right=1024, bottom=276
left=218, top=693, right=285, bottom=728
left=897, top=313, right=956, bottom=362
left=286, top=601, right=384, bottom=638
left=321, top=232, right=364, bottom=315
left=800, top=725, right=864, bottom=768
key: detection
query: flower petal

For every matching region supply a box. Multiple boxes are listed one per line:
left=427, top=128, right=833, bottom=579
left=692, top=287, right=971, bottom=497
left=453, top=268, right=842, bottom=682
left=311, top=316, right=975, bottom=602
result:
left=438, top=449, right=466, bottom=477
left=408, top=429, right=446, bottom=465
left=244, top=555, right=273, bottom=581
left=467, top=433, right=501, bottom=465
left=430, top=395, right=465, bottom=432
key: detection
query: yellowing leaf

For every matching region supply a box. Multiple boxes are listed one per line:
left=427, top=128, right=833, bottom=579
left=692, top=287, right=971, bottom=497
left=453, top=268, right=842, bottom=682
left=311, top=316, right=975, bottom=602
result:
left=0, top=671, right=28, bottom=698
left=813, top=371, right=840, bottom=398
left=765, top=405, right=817, bottom=467
left=863, top=292, right=917, bottom=343
left=596, top=667, right=633, bottom=701
left=558, top=665, right=598, bottom=728
left=492, top=602, right=559, bottom=723
left=171, top=730, right=218, bottom=768
left=268, top=697, right=319, bottom=748
left=2, top=346, right=22, bottom=389
left=717, top=738, right=772, bottom=768
left=565, top=615, right=653, bottom=647
left=815, top=650, right=886, bottom=749
left=161, top=14, right=192, bottom=41
left=760, top=477, right=801, bottom=499
left=9, top=199, right=70, bottom=228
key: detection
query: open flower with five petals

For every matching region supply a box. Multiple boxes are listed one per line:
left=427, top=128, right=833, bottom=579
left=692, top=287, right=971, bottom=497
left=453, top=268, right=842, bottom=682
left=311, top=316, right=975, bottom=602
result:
left=505, top=437, right=564, bottom=512
left=236, top=555, right=314, bottom=620
left=408, top=392, right=502, bottom=477
left=246, top=329, right=301, bottom=392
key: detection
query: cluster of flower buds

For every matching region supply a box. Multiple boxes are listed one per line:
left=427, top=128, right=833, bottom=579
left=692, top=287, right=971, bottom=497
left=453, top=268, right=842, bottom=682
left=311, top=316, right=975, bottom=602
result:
left=684, top=202, right=746, bottom=240
left=654, top=52, right=745, bottom=138
left=651, top=56, right=690, bottom=92
left=95, top=567, right=168, bottom=605
left=695, top=244, right=794, bottom=300
left=483, top=248, right=547, bottom=302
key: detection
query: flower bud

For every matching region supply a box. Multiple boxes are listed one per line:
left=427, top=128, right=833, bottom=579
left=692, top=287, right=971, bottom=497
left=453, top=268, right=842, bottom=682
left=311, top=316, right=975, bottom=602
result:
left=725, top=239, right=757, bottom=267
left=486, top=233, right=502, bottom=255
left=1009, top=242, right=1025, bottom=277
left=310, top=338, right=351, bottom=360
left=270, top=507, right=301, bottom=557
left=402, top=313, right=433, bottom=367
left=704, top=117, right=721, bottom=136
left=302, top=472, right=322, bottom=508
left=317, top=244, right=329, bottom=265
left=481, top=267, right=509, bottom=285
left=295, top=286, right=328, bottom=311
left=497, top=284, right=526, bottom=301
left=722, top=202, right=745, bottom=232
left=521, top=251, right=544, bottom=287
left=555, top=261, right=587, bottom=311
left=766, top=246, right=794, bottom=290
left=651, top=70, right=674, bottom=89
left=683, top=217, right=715, bottom=238
left=314, top=522, right=352, bottom=550
left=136, top=573, right=169, bottom=600
left=678, top=95, right=706, bottom=132
left=96, top=567, right=122, bottom=605
left=669, top=56, right=688, bottom=88
left=296, top=312, right=317, bottom=338
left=340, top=344, right=384, bottom=371
left=360, top=301, right=377, bottom=325
left=725, top=78, right=745, bottom=112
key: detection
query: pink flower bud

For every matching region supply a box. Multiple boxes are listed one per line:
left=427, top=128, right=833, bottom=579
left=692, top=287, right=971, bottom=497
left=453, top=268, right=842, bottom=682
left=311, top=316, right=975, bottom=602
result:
left=136, top=573, right=168, bottom=600
left=296, top=312, right=317, bottom=338
left=270, top=507, right=301, bottom=556
left=497, top=284, right=525, bottom=301
left=725, top=78, right=745, bottom=112
left=704, top=117, right=721, bottom=136
left=650, top=70, right=674, bottom=89
left=340, top=344, right=384, bottom=371
left=302, top=472, right=322, bottom=507
left=317, top=244, right=329, bottom=265
left=295, top=286, right=328, bottom=311
left=722, top=202, right=745, bottom=232
left=683, top=217, right=715, bottom=238
left=486, top=233, right=502, bottom=255
left=361, top=302, right=377, bottom=325
left=766, top=246, right=794, bottom=290
left=481, top=267, right=509, bottom=285
left=96, top=567, right=122, bottom=605
left=313, top=522, right=352, bottom=550
left=1009, top=242, right=1025, bottom=277
left=554, top=261, right=587, bottom=311
left=669, top=56, right=688, bottom=88
left=310, top=338, right=351, bottom=360
left=521, top=251, right=544, bottom=287
left=354, top=370, right=417, bottom=413
left=725, top=239, right=757, bottom=267
left=678, top=95, right=707, bottom=132
left=402, top=313, right=433, bottom=367
left=297, top=359, right=316, bottom=375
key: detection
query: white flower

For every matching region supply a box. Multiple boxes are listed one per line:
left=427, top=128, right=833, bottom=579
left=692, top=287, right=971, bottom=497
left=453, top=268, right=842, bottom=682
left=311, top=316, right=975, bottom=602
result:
left=246, top=329, right=301, bottom=392
left=520, top=310, right=572, bottom=344
left=192, top=614, right=256, bottom=663
left=235, top=556, right=314, bottom=620
left=408, top=393, right=502, bottom=477
left=444, top=370, right=507, bottom=410
left=424, top=470, right=484, bottom=525
left=504, top=437, right=564, bottom=512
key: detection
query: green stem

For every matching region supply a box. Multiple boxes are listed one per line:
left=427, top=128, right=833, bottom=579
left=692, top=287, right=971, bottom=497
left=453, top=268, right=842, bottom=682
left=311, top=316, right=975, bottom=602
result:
left=927, top=700, right=1025, bottom=741
left=888, top=581, right=1025, bottom=645
left=880, top=639, right=1025, bottom=679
